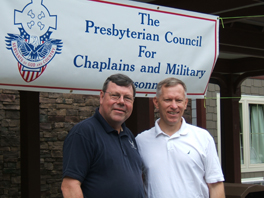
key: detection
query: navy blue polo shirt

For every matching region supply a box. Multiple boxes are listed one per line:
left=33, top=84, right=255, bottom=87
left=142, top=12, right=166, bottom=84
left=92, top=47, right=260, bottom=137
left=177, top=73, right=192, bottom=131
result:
left=63, top=108, right=144, bottom=198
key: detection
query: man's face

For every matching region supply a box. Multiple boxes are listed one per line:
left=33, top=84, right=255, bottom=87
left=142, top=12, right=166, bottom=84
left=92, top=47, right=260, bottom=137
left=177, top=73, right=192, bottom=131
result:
left=99, top=81, right=134, bottom=130
left=153, top=84, right=188, bottom=130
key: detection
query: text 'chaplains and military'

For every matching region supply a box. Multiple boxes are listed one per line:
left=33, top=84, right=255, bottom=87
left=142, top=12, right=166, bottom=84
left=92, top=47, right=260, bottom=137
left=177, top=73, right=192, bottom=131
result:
left=74, top=56, right=206, bottom=79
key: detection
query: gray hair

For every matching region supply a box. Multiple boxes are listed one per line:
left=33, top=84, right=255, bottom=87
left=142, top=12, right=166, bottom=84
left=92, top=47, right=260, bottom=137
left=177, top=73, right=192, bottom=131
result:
left=102, top=73, right=136, bottom=97
left=156, top=77, right=187, bottom=98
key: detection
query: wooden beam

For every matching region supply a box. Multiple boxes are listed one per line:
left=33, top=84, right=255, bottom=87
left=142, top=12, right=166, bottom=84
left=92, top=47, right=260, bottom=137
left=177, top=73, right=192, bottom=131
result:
left=214, top=58, right=264, bottom=74
left=126, top=98, right=155, bottom=136
left=219, top=27, right=264, bottom=53
left=219, top=5, right=264, bottom=18
left=20, top=91, right=40, bottom=198
left=218, top=74, right=241, bottom=183
left=149, top=0, right=256, bottom=14
left=196, top=99, right=206, bottom=129
left=220, top=45, right=264, bottom=59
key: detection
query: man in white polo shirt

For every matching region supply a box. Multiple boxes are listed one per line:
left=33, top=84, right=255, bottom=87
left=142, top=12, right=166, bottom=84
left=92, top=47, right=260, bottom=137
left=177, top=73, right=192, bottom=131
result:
left=136, top=77, right=225, bottom=198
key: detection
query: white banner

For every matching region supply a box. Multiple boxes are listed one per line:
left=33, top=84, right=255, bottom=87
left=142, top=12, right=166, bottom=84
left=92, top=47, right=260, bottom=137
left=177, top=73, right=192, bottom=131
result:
left=0, top=0, right=219, bottom=98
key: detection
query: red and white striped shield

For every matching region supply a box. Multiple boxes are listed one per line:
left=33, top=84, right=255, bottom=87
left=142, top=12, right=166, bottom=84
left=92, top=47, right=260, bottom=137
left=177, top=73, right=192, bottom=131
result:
left=18, top=63, right=47, bottom=82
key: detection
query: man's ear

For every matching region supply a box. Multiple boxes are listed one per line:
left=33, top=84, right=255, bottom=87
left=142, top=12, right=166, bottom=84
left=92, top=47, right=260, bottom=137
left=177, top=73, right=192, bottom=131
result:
left=153, top=97, right=159, bottom=110
left=99, top=91, right=104, bottom=105
left=184, top=98, right=188, bottom=110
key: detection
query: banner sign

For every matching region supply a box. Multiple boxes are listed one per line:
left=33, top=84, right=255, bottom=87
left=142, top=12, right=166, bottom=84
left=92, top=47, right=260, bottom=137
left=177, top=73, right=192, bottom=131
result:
left=0, top=0, right=219, bottom=98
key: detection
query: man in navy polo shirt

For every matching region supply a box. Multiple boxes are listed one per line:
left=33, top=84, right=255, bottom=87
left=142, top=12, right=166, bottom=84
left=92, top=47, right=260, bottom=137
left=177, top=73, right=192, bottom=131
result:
left=61, top=73, right=144, bottom=198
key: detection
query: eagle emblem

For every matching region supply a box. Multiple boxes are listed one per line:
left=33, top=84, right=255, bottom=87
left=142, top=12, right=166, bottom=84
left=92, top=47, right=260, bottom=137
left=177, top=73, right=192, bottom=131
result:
left=5, top=0, right=63, bottom=82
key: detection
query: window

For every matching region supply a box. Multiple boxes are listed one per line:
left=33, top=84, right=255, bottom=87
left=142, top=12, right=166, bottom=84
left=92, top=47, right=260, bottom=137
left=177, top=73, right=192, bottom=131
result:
left=217, top=94, right=264, bottom=172
left=239, top=96, right=264, bottom=172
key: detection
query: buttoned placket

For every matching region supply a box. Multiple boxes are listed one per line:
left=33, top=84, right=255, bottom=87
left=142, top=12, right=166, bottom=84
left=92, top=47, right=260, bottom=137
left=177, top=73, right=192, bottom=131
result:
left=118, top=131, right=127, bottom=156
left=166, top=134, right=180, bottom=151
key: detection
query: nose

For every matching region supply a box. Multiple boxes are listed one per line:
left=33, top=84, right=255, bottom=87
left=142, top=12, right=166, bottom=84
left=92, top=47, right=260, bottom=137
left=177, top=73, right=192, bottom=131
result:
left=170, top=100, right=178, bottom=109
left=116, top=96, right=125, bottom=104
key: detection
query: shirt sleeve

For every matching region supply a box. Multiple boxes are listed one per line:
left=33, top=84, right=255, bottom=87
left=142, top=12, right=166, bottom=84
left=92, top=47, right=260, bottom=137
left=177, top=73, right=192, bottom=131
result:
left=62, top=131, right=94, bottom=183
left=204, top=135, right=225, bottom=184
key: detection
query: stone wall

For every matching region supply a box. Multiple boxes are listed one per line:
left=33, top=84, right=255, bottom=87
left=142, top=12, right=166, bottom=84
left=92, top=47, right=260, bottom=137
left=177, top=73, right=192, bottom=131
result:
left=0, top=90, right=100, bottom=198
left=0, top=89, right=20, bottom=198
left=39, top=92, right=100, bottom=198
left=0, top=89, right=192, bottom=197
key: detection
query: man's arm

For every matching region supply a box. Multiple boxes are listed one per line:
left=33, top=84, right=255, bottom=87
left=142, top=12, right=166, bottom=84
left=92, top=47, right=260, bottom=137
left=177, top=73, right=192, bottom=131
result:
left=61, top=177, right=83, bottom=198
left=208, top=182, right=225, bottom=198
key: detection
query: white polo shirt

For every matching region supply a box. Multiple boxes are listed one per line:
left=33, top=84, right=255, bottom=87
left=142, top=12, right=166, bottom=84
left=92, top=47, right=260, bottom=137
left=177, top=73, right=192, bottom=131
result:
left=135, top=118, right=224, bottom=198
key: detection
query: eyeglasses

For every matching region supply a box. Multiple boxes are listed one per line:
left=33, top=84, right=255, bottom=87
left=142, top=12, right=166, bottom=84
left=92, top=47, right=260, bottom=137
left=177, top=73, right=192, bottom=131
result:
left=104, top=91, right=134, bottom=103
